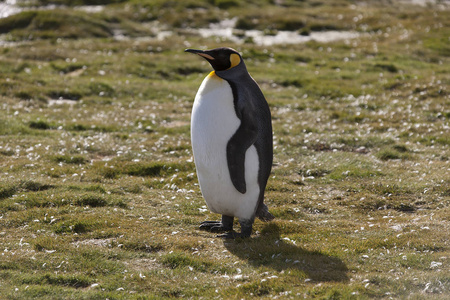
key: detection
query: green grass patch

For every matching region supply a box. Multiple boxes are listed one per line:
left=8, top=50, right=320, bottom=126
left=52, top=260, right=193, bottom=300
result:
left=21, top=273, right=92, bottom=288
left=74, top=194, right=108, bottom=207
left=0, top=10, right=113, bottom=40
left=53, top=155, right=88, bottom=164
left=0, top=1, right=448, bottom=299
left=0, top=184, right=17, bottom=200
left=376, top=147, right=412, bottom=161
left=0, top=180, right=54, bottom=202
left=29, top=120, right=54, bottom=130
left=54, top=220, right=96, bottom=234
left=328, top=162, right=383, bottom=180
left=161, top=251, right=217, bottom=273
left=95, top=160, right=195, bottom=179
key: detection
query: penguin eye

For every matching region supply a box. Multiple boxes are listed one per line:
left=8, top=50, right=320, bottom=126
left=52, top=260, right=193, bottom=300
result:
left=229, top=54, right=241, bottom=69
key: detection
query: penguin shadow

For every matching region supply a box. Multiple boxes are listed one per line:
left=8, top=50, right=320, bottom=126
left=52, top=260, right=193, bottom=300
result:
left=223, top=223, right=349, bottom=283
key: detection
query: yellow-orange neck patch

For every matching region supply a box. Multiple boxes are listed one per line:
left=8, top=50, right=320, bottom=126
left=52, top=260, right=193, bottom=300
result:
left=207, top=71, right=219, bottom=79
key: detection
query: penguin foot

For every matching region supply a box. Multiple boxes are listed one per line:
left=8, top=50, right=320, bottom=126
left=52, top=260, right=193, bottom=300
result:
left=217, top=231, right=250, bottom=239
left=199, top=215, right=234, bottom=233
left=199, top=221, right=232, bottom=232
left=218, top=219, right=253, bottom=239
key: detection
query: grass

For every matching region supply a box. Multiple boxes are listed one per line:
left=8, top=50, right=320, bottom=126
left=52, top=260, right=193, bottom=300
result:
left=0, top=0, right=449, bottom=299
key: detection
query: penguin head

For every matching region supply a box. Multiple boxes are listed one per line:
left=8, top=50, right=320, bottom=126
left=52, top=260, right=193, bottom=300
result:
left=185, top=47, right=242, bottom=72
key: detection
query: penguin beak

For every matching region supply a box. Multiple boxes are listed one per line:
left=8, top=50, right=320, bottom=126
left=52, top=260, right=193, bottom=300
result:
left=185, top=49, right=215, bottom=60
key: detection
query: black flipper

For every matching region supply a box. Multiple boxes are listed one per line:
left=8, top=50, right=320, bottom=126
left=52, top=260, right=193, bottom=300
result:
left=226, top=110, right=258, bottom=194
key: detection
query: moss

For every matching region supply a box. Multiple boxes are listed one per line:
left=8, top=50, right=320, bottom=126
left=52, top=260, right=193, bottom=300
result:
left=21, top=181, right=54, bottom=192
left=376, top=147, right=411, bottom=161
left=47, top=90, right=82, bottom=100
left=279, top=78, right=303, bottom=87
left=50, top=62, right=85, bottom=74
left=0, top=11, right=37, bottom=34
left=275, top=18, right=306, bottom=31
left=374, top=63, right=399, bottom=73
left=74, top=194, right=108, bottom=207
left=120, top=240, right=164, bottom=252
left=68, top=124, right=89, bottom=131
left=88, top=82, right=115, bottom=97
left=161, top=251, right=214, bottom=272
left=0, top=1, right=448, bottom=299
left=0, top=10, right=113, bottom=40
left=308, top=23, right=339, bottom=31
left=29, top=120, right=52, bottom=130
left=0, top=184, right=17, bottom=200
left=239, top=281, right=274, bottom=296
left=53, top=155, right=87, bottom=164
left=392, top=144, right=409, bottom=153
left=125, top=163, right=168, bottom=177
left=424, top=36, right=450, bottom=56
left=36, top=0, right=127, bottom=5
left=211, top=0, right=240, bottom=9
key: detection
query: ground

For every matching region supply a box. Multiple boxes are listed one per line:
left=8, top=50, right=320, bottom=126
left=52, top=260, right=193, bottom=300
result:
left=0, top=0, right=449, bottom=299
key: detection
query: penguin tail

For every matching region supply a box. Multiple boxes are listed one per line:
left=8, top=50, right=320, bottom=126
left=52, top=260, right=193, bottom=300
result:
left=256, top=203, right=275, bottom=222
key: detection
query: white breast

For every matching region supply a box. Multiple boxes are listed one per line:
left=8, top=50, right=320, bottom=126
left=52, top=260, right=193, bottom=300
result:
left=191, top=72, right=260, bottom=220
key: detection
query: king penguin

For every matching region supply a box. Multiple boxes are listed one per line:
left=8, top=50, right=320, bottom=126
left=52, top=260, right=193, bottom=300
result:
left=185, top=47, right=274, bottom=238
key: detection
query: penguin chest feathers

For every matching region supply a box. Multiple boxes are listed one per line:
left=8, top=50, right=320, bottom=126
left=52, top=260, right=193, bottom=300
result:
left=191, top=72, right=239, bottom=153
left=191, top=72, right=260, bottom=220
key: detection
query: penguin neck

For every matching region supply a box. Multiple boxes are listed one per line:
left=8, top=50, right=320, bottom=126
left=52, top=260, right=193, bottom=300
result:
left=207, top=71, right=220, bottom=79
left=215, top=61, right=248, bottom=82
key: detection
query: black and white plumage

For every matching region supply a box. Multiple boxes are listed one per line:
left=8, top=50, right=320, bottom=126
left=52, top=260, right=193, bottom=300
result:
left=185, top=47, right=274, bottom=238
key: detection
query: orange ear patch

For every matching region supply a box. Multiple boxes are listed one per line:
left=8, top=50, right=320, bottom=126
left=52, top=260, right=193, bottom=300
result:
left=229, top=54, right=241, bottom=68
